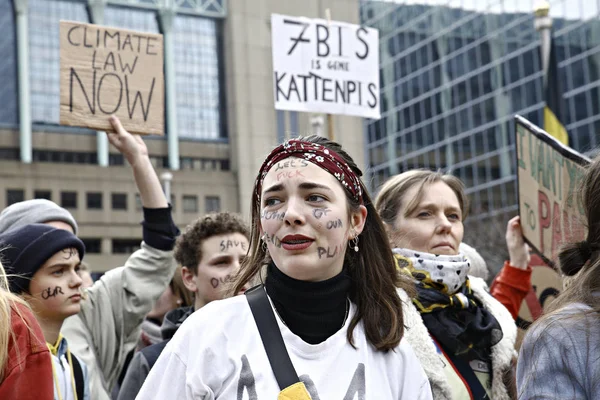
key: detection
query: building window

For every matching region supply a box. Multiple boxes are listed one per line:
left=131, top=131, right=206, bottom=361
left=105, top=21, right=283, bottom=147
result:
left=29, top=0, right=88, bottom=124
left=61, top=191, right=78, bottom=209
left=183, top=195, right=198, bottom=213
left=0, top=0, right=18, bottom=126
left=81, top=238, right=101, bottom=254
left=112, top=239, right=141, bottom=254
left=174, top=15, right=222, bottom=139
left=34, top=190, right=52, bottom=201
left=112, top=193, right=128, bottom=210
left=205, top=196, right=220, bottom=213
left=86, top=192, right=103, bottom=210
left=6, top=189, right=24, bottom=207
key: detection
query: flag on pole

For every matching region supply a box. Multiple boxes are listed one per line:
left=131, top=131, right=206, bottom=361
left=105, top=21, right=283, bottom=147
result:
left=543, top=34, right=569, bottom=145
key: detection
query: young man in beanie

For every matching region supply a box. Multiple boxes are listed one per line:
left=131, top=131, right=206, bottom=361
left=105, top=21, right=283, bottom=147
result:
left=1, top=223, right=90, bottom=400
left=0, top=116, right=180, bottom=400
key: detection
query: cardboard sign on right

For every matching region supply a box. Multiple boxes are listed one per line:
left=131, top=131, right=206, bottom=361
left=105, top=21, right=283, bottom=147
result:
left=515, top=115, right=589, bottom=265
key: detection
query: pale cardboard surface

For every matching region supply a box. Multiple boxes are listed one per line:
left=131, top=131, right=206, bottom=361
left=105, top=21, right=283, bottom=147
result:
left=60, top=21, right=164, bottom=135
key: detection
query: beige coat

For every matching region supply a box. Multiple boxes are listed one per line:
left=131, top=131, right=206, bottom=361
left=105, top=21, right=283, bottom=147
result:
left=400, top=276, right=517, bottom=400
left=61, top=242, right=177, bottom=400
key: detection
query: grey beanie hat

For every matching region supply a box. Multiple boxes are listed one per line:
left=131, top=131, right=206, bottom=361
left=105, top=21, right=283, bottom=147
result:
left=0, top=199, right=78, bottom=234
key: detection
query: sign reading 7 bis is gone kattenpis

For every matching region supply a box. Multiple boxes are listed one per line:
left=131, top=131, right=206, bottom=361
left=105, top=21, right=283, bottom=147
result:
left=271, top=14, right=380, bottom=120
left=59, top=21, right=164, bottom=135
left=515, top=115, right=589, bottom=265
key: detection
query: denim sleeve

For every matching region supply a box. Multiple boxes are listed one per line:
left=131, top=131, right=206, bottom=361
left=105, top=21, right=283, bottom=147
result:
left=517, top=304, right=599, bottom=399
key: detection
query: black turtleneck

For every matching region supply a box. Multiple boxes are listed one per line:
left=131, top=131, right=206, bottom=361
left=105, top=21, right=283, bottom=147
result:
left=265, top=263, right=351, bottom=345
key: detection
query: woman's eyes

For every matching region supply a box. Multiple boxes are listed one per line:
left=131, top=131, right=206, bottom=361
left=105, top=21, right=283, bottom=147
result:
left=264, top=198, right=281, bottom=207
left=52, top=269, right=64, bottom=276
left=448, top=213, right=461, bottom=220
left=307, top=194, right=326, bottom=202
left=417, top=211, right=431, bottom=217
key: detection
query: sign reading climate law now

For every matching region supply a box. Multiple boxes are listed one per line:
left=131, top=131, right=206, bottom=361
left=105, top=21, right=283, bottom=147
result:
left=271, top=14, right=380, bottom=119
left=515, top=115, right=589, bottom=264
left=59, top=21, right=164, bottom=135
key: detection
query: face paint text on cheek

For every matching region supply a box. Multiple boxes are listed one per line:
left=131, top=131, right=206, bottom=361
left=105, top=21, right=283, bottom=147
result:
left=41, top=286, right=64, bottom=300
left=263, top=232, right=282, bottom=248
left=317, top=244, right=345, bottom=259
left=260, top=210, right=285, bottom=221
left=313, top=208, right=331, bottom=219
left=220, top=240, right=247, bottom=252
left=326, top=219, right=343, bottom=229
left=274, top=158, right=309, bottom=171
left=210, top=275, right=234, bottom=289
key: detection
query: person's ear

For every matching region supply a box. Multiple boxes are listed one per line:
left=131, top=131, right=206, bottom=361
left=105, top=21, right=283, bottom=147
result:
left=181, top=266, right=198, bottom=293
left=350, top=205, right=368, bottom=237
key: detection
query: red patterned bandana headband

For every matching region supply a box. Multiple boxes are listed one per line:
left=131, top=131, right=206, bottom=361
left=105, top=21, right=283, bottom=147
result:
left=255, top=140, right=364, bottom=204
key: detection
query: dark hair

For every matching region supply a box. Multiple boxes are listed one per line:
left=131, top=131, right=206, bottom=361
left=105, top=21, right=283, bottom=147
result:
left=375, top=169, right=469, bottom=226
left=233, top=135, right=415, bottom=352
left=174, top=212, right=250, bottom=274
left=518, top=155, right=600, bottom=398
left=545, top=155, right=600, bottom=309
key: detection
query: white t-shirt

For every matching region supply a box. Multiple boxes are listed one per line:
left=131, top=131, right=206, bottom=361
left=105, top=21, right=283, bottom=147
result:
left=137, top=295, right=432, bottom=399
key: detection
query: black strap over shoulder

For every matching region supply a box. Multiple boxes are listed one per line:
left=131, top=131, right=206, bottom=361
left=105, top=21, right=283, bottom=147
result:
left=245, top=284, right=300, bottom=390
left=68, top=353, right=85, bottom=400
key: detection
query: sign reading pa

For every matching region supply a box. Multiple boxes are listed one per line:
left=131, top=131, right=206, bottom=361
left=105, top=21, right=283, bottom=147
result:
left=515, top=115, right=589, bottom=264
left=271, top=14, right=380, bottom=119
left=59, top=21, right=164, bottom=135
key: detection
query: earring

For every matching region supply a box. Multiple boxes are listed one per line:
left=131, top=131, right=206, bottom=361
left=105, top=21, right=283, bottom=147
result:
left=349, top=236, right=359, bottom=252
left=261, top=235, right=268, bottom=252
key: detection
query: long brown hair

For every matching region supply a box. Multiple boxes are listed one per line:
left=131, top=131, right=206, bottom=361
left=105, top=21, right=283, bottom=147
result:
left=232, top=135, right=414, bottom=351
left=0, top=261, right=30, bottom=382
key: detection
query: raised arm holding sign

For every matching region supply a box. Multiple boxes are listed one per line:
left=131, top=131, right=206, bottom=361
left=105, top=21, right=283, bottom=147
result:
left=514, top=115, right=589, bottom=265
left=59, top=21, right=164, bottom=136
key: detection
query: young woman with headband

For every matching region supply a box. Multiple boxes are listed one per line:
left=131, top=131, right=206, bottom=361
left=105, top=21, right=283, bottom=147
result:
left=138, top=136, right=432, bottom=399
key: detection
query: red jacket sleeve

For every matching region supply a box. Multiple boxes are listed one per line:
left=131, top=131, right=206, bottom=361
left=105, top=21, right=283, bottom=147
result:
left=490, top=261, right=533, bottom=320
left=0, top=303, right=53, bottom=400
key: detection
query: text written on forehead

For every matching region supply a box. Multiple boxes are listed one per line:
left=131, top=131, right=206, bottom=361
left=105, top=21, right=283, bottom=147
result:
left=220, top=240, right=247, bottom=252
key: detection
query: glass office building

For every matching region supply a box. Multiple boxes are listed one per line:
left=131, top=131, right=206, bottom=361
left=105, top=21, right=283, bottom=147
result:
left=361, top=0, right=600, bottom=268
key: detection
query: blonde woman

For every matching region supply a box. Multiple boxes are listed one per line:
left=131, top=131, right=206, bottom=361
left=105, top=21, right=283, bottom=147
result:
left=0, top=261, right=53, bottom=399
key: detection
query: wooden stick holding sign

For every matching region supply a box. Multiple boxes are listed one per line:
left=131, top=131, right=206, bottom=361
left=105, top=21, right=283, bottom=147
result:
left=514, top=115, right=589, bottom=266
left=59, top=21, right=164, bottom=136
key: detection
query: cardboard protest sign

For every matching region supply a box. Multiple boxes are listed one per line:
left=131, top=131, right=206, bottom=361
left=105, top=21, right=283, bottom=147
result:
left=271, top=14, right=380, bottom=119
left=515, top=254, right=562, bottom=331
left=515, top=115, right=589, bottom=265
left=60, top=21, right=164, bottom=135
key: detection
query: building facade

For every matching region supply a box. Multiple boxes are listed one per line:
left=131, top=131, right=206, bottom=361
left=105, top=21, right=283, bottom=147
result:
left=0, top=0, right=364, bottom=272
left=362, top=0, right=600, bottom=271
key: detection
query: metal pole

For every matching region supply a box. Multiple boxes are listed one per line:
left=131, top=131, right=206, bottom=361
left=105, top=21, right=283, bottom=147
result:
left=14, top=0, right=32, bottom=164
left=88, top=0, right=109, bottom=167
left=158, top=5, right=180, bottom=171
left=534, top=1, right=552, bottom=87
left=160, top=171, right=173, bottom=200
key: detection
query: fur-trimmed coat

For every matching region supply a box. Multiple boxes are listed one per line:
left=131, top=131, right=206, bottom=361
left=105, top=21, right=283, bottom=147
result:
left=399, top=276, right=517, bottom=400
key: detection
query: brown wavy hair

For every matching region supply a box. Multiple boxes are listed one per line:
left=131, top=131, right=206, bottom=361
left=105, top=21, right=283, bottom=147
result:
left=232, top=135, right=414, bottom=352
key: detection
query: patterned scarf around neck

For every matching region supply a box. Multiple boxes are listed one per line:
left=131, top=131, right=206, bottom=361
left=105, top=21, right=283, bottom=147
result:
left=393, top=248, right=503, bottom=361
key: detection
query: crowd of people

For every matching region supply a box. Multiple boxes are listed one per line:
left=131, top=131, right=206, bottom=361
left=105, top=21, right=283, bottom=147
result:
left=0, top=115, right=597, bottom=399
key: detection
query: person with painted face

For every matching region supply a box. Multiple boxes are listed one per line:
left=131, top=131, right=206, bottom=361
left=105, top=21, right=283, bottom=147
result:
left=117, top=212, right=249, bottom=400
left=138, top=137, right=432, bottom=399
left=1, top=223, right=90, bottom=400
left=375, top=170, right=517, bottom=400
